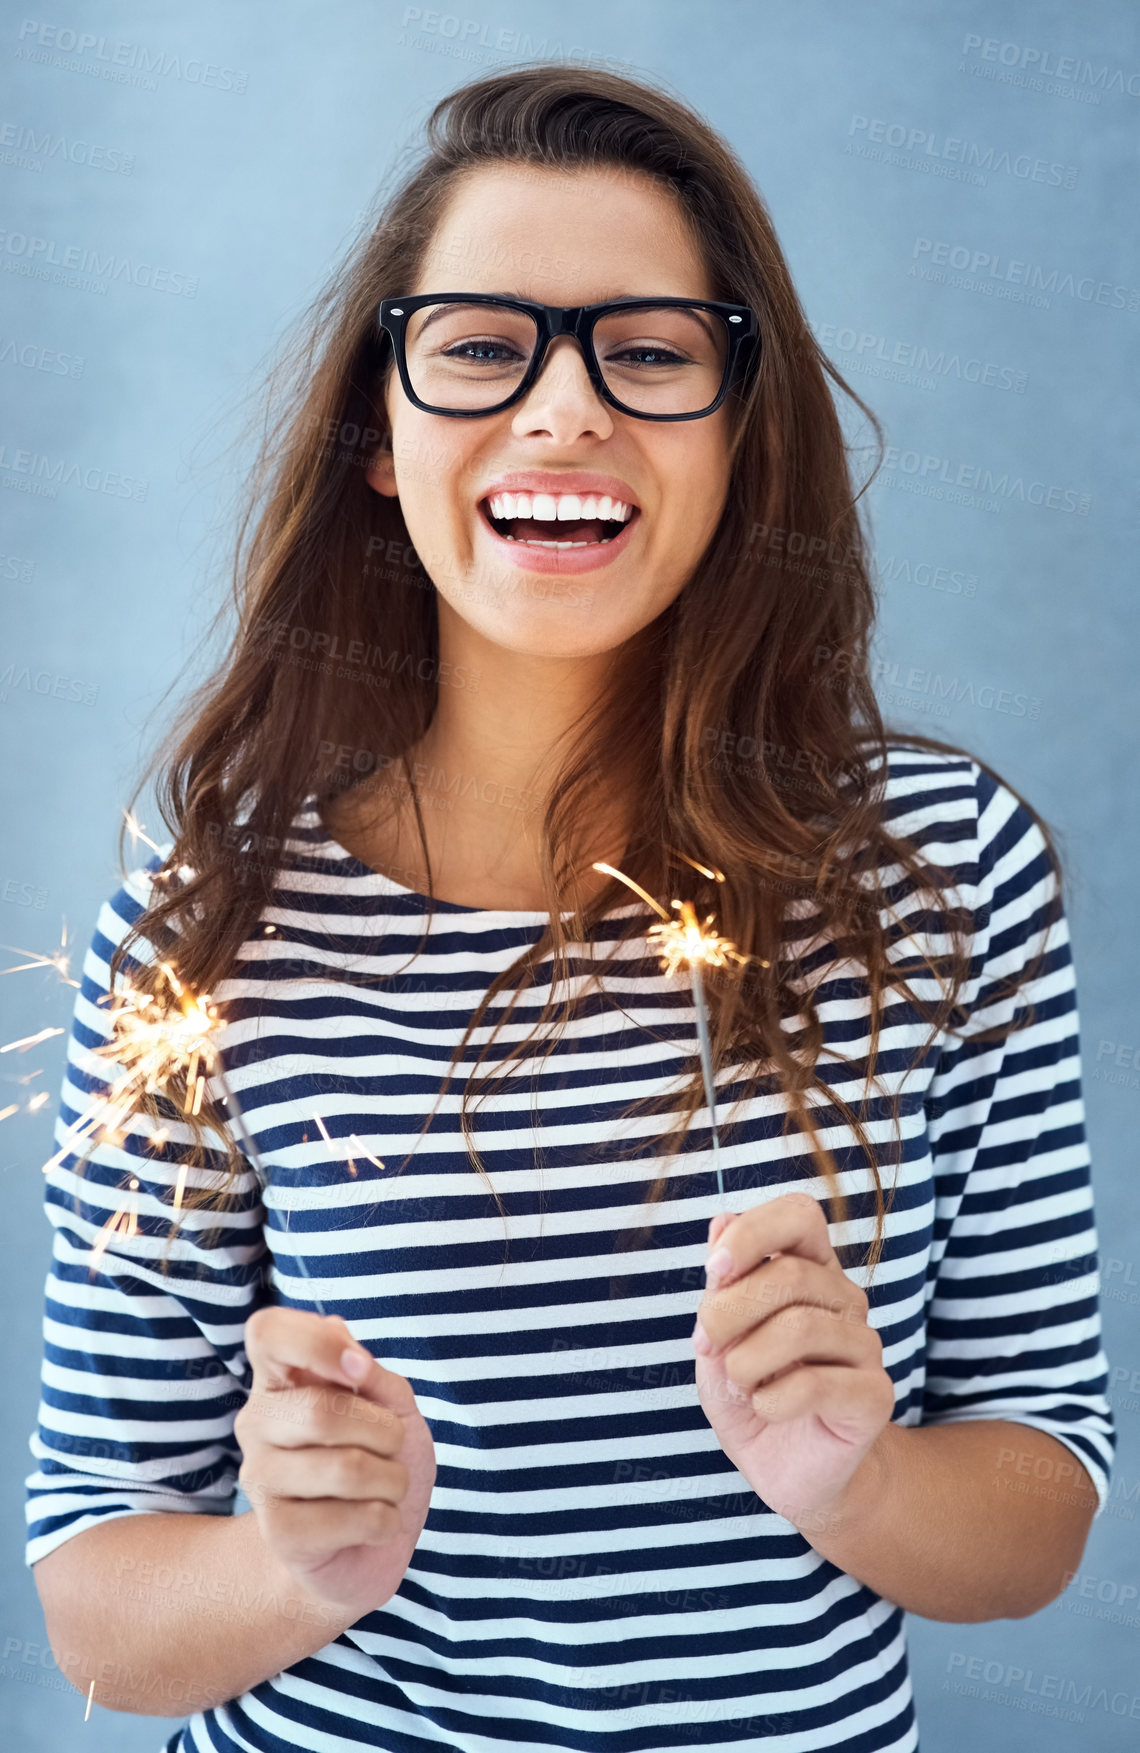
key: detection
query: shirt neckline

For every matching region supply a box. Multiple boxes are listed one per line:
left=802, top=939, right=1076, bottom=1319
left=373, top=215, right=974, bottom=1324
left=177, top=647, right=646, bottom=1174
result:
left=299, top=796, right=650, bottom=923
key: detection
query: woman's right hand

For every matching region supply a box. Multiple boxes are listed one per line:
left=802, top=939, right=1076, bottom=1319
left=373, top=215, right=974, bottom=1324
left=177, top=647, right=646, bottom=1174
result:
left=235, top=1306, right=436, bottom=1615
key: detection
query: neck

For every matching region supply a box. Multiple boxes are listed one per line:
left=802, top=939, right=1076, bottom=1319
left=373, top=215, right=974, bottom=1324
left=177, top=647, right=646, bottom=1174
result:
left=387, top=596, right=637, bottom=902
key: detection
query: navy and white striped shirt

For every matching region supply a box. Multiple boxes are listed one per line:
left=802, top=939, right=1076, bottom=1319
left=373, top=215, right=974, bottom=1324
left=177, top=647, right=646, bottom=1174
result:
left=26, top=742, right=1115, bottom=1751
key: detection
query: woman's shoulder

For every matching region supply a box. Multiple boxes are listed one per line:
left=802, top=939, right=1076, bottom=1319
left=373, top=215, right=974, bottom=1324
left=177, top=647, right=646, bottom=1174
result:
left=871, top=738, right=1060, bottom=937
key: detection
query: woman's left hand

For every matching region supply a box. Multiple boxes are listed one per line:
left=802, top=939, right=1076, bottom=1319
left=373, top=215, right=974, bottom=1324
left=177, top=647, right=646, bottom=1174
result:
left=692, top=1191, right=896, bottom=1533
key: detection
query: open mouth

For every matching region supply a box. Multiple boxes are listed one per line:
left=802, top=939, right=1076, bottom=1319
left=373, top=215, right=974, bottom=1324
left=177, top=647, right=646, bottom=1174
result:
left=478, top=497, right=639, bottom=548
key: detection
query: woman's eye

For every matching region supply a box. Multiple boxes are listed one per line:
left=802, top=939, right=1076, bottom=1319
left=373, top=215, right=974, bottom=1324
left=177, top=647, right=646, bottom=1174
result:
left=442, top=340, right=523, bottom=364
left=608, top=347, right=689, bottom=368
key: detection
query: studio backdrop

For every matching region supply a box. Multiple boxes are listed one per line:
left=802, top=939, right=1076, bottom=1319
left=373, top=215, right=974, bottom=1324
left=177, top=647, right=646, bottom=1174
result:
left=2, top=3, right=1137, bottom=1750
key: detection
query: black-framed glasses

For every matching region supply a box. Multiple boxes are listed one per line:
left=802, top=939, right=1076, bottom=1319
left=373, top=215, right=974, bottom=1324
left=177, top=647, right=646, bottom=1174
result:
left=376, top=293, right=760, bottom=421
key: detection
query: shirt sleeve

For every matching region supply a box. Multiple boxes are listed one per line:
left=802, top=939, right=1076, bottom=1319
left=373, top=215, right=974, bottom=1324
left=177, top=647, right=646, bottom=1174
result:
left=918, top=763, right=1116, bottom=1519
left=24, top=858, right=269, bottom=1569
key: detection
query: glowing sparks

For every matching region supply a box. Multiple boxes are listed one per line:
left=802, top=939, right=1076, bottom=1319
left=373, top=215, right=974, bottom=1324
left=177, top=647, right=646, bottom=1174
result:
left=592, top=857, right=768, bottom=1205
left=0, top=918, right=79, bottom=987
left=312, top=1112, right=386, bottom=1179
left=89, top=1176, right=140, bottom=1276
left=312, top=1112, right=341, bottom=1163
left=114, top=969, right=329, bottom=1312
left=347, top=1133, right=385, bottom=1173
left=8, top=949, right=335, bottom=1316
left=648, top=899, right=751, bottom=981
left=123, top=808, right=167, bottom=860
left=85, top=1677, right=95, bottom=1720
left=590, top=858, right=757, bottom=982
left=103, top=959, right=224, bottom=1106
left=1, top=1025, right=65, bottom=1054
left=289, top=1117, right=387, bottom=1310
left=6, top=891, right=366, bottom=1384
left=0, top=926, right=76, bottom=1122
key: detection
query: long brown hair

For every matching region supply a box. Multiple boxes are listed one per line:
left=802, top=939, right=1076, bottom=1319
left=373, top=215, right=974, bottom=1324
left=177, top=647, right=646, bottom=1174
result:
left=103, top=62, right=1061, bottom=1281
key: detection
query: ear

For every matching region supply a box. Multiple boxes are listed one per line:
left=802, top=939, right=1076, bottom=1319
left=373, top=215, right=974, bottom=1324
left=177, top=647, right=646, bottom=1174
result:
left=365, top=444, right=399, bottom=498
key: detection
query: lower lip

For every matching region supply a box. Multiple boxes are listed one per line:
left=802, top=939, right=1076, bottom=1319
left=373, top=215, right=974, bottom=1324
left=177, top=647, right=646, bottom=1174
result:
left=476, top=504, right=640, bottom=574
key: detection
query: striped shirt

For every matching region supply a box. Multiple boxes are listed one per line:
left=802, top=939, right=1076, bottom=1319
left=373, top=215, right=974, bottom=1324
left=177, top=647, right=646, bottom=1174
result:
left=25, top=742, right=1115, bottom=1752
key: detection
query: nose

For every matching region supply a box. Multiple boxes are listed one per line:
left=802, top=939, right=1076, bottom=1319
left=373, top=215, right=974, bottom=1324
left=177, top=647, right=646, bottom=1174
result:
left=510, top=333, right=614, bottom=441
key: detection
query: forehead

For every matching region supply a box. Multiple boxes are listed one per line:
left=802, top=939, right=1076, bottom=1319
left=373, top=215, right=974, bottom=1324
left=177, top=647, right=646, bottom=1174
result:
left=412, top=161, right=715, bottom=304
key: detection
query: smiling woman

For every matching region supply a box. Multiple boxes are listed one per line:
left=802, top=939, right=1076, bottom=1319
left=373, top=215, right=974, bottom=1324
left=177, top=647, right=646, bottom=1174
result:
left=26, top=59, right=1113, bottom=1753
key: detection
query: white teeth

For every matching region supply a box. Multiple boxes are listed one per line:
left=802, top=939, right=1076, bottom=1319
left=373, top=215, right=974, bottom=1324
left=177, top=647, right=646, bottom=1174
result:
left=484, top=490, right=633, bottom=523
left=504, top=536, right=597, bottom=547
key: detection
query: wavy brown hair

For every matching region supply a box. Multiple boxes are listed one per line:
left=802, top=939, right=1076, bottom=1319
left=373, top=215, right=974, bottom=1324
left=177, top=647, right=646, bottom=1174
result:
left=96, top=61, right=1062, bottom=1284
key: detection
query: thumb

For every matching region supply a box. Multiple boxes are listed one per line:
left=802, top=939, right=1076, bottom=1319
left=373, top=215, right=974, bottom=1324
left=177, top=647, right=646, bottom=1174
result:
left=336, top=1348, right=419, bottom=1416
left=708, top=1209, right=737, bottom=1249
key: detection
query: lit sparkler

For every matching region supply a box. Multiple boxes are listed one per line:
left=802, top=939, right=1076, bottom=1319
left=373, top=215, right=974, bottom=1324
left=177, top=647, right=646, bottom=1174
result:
left=0, top=920, right=77, bottom=1124
left=592, top=856, right=767, bottom=1205
left=0, top=926, right=333, bottom=1314
left=3, top=808, right=386, bottom=1322
left=98, top=958, right=337, bottom=1316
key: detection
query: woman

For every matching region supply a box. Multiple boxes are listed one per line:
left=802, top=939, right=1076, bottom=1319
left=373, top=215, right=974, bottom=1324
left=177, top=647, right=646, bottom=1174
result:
left=25, top=63, right=1113, bottom=1753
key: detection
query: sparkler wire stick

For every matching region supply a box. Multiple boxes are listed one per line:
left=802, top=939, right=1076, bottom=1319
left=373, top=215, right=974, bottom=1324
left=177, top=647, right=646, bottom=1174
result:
left=688, top=957, right=722, bottom=1204
left=592, top=863, right=758, bottom=1210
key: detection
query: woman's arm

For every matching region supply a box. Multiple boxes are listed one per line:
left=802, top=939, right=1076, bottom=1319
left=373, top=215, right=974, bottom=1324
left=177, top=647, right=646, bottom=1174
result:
left=692, top=1188, right=1110, bottom=1626
left=802, top=1417, right=1098, bottom=1621
left=34, top=1507, right=359, bottom=1719
left=692, top=770, right=1113, bottom=1624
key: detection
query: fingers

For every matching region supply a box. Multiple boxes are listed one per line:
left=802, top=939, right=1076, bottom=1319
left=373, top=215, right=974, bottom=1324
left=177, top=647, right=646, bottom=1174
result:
left=244, top=1305, right=371, bottom=1390
left=243, top=1304, right=412, bottom=1411
left=237, top=1307, right=417, bottom=1472
left=698, top=1251, right=867, bottom=1356
left=255, top=1495, right=404, bottom=1569
left=708, top=1209, right=736, bottom=1249
left=239, top=1382, right=405, bottom=1456
left=715, top=1303, right=883, bottom=1401
left=745, top=1363, right=897, bottom=1429
left=708, top=1192, right=836, bottom=1283
left=243, top=1445, right=409, bottom=1507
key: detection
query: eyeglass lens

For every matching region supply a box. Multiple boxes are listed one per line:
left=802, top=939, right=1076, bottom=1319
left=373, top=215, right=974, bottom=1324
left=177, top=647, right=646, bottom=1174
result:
left=401, top=301, right=731, bottom=415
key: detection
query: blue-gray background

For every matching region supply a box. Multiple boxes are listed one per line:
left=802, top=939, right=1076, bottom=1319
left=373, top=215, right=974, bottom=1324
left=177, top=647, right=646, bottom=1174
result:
left=2, top=1, right=1137, bottom=1746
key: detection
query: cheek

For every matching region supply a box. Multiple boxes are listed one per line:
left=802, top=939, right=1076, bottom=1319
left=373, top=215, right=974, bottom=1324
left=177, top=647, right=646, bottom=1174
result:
left=392, top=425, right=479, bottom=520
